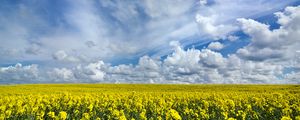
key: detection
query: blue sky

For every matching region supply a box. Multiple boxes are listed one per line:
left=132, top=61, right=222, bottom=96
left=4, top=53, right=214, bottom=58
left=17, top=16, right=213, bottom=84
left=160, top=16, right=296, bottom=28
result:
left=0, top=0, right=300, bottom=84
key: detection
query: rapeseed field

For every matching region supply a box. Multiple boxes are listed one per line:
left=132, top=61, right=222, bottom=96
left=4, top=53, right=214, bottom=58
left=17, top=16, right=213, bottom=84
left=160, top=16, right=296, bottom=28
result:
left=0, top=84, right=299, bottom=120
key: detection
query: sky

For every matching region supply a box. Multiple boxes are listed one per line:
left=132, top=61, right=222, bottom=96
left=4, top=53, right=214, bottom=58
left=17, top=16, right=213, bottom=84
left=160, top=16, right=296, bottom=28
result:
left=0, top=0, right=300, bottom=84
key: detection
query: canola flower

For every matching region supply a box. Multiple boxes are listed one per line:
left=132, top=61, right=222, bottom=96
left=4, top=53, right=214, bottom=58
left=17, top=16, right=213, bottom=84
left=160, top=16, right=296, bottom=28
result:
left=0, top=84, right=299, bottom=120
left=58, top=111, right=67, bottom=120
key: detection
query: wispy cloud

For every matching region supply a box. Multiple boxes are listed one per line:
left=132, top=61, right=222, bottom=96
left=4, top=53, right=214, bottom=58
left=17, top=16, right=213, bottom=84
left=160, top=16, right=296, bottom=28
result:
left=0, top=1, right=299, bottom=83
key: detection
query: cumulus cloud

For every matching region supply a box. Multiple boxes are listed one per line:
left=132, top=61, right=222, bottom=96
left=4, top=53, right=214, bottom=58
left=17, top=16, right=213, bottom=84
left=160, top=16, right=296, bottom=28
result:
left=0, top=61, right=107, bottom=83
left=81, top=61, right=106, bottom=81
left=48, top=68, right=75, bottom=82
left=0, top=2, right=300, bottom=84
left=163, top=45, right=216, bottom=83
left=163, top=44, right=201, bottom=82
left=199, top=49, right=227, bottom=68
left=0, top=0, right=297, bottom=65
left=227, top=35, right=239, bottom=41
left=284, top=72, right=300, bottom=84
left=195, top=14, right=238, bottom=40
left=0, top=63, right=39, bottom=83
left=193, top=0, right=295, bottom=41
left=207, top=42, right=224, bottom=50
left=161, top=43, right=284, bottom=83
left=237, top=5, right=300, bottom=61
left=152, top=42, right=283, bottom=83
left=46, top=61, right=107, bottom=83
left=0, top=41, right=291, bottom=84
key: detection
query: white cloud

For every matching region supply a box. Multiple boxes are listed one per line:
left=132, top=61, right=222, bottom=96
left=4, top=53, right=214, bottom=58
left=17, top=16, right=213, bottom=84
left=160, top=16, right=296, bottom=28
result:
left=237, top=5, right=300, bottom=61
left=199, top=0, right=207, bottom=6
left=0, top=61, right=108, bottom=83
left=0, top=63, right=39, bottom=83
left=48, top=68, right=75, bottom=82
left=284, top=72, right=300, bottom=84
left=199, top=49, right=226, bottom=68
left=0, top=42, right=290, bottom=84
left=195, top=14, right=238, bottom=40
left=227, top=35, right=239, bottom=41
left=164, top=42, right=201, bottom=75
left=138, top=56, right=161, bottom=71
left=74, top=61, right=106, bottom=81
left=275, top=6, right=300, bottom=29
left=193, top=0, right=295, bottom=42
left=0, top=3, right=48, bottom=62
left=108, top=1, right=139, bottom=24
left=108, top=64, right=134, bottom=75
left=25, top=43, right=42, bottom=55
left=158, top=42, right=282, bottom=83
left=207, top=42, right=224, bottom=50
left=47, top=61, right=107, bottom=83
left=143, top=0, right=194, bottom=18
left=0, top=0, right=297, bottom=66
left=84, top=61, right=106, bottom=81
left=0, top=2, right=300, bottom=84
left=52, top=50, right=81, bottom=63
left=52, top=50, right=68, bottom=61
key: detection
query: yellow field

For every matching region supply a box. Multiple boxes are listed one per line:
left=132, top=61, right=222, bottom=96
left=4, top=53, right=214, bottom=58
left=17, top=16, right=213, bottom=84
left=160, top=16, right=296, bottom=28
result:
left=0, top=84, right=300, bottom=120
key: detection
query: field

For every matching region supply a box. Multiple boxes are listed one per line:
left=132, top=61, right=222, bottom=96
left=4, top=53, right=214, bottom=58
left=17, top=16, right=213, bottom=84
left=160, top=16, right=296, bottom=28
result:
left=0, top=84, right=300, bottom=120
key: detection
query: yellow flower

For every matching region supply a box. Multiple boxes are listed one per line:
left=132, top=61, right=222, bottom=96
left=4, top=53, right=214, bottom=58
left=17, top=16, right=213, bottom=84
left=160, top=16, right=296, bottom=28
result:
left=139, top=109, right=147, bottom=120
left=81, top=113, right=90, bottom=120
left=227, top=118, right=236, bottom=120
left=47, top=111, right=55, bottom=118
left=281, top=116, right=292, bottom=120
left=96, top=117, right=101, bottom=120
left=168, top=109, right=182, bottom=120
left=58, top=111, right=67, bottom=120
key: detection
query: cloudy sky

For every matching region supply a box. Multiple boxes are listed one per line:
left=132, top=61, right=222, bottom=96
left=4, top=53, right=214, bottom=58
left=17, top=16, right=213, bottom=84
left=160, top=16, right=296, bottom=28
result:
left=0, top=0, right=300, bottom=84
